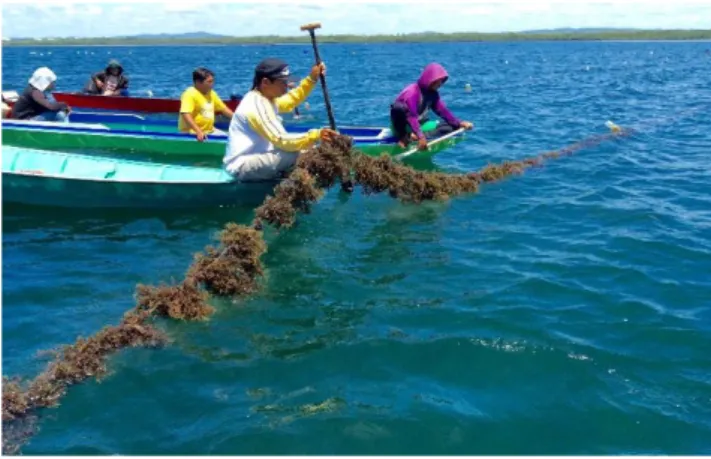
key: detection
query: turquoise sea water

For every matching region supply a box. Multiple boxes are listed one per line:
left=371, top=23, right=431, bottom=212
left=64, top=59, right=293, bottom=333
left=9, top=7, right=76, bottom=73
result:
left=2, top=41, right=711, bottom=454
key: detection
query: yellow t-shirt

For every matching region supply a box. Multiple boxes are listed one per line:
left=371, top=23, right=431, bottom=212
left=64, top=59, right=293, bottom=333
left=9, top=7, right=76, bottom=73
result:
left=178, top=87, right=228, bottom=134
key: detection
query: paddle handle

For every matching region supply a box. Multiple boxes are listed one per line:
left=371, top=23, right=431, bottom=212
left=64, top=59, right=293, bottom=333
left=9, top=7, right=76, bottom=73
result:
left=304, top=28, right=336, bottom=131
left=301, top=22, right=351, bottom=193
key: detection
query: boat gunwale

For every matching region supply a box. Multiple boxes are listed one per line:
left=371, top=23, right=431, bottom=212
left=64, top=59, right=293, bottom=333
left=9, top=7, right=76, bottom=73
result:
left=2, top=120, right=401, bottom=144
left=52, top=91, right=241, bottom=104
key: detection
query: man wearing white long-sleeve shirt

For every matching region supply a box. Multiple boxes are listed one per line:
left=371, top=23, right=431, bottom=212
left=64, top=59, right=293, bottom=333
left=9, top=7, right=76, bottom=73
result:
left=223, top=58, right=336, bottom=182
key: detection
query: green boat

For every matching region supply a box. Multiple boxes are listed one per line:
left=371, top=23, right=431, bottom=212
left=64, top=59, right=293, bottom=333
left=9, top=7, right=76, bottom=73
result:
left=1, top=124, right=466, bottom=209
left=2, top=113, right=465, bottom=165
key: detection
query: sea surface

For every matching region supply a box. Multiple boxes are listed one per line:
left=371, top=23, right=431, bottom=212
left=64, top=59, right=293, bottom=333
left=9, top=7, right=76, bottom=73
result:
left=2, top=41, right=711, bottom=454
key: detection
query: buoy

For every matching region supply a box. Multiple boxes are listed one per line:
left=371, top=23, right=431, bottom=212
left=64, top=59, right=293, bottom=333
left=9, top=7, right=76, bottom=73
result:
left=605, top=120, right=622, bottom=134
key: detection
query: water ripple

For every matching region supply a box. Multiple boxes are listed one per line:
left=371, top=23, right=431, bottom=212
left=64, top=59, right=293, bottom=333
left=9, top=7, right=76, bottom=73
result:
left=3, top=41, right=711, bottom=454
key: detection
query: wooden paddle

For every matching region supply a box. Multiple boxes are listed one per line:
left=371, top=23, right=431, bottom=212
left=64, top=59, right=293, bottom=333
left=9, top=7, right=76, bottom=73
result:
left=300, top=23, right=336, bottom=131
left=301, top=22, right=353, bottom=193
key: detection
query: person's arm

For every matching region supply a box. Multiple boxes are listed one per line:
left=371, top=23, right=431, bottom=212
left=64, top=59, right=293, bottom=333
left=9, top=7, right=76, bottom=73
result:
left=403, top=88, right=425, bottom=140
left=119, top=75, right=129, bottom=89
left=275, top=76, right=317, bottom=114
left=220, top=107, right=234, bottom=119
left=247, top=96, right=320, bottom=151
left=432, top=95, right=461, bottom=127
left=181, top=113, right=205, bottom=141
left=30, top=89, right=68, bottom=112
left=274, top=63, right=325, bottom=114
left=219, top=106, right=234, bottom=119
left=93, top=73, right=106, bottom=91
left=214, top=95, right=234, bottom=119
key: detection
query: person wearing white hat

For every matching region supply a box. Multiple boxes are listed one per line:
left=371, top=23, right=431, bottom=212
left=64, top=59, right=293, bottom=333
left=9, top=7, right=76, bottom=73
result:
left=11, top=67, right=70, bottom=121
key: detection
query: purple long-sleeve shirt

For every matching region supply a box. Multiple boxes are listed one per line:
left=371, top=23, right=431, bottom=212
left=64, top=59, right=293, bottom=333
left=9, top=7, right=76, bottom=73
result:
left=393, top=63, right=461, bottom=139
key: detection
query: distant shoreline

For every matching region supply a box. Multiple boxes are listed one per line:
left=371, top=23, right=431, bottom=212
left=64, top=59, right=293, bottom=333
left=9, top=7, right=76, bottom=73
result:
left=4, top=30, right=711, bottom=47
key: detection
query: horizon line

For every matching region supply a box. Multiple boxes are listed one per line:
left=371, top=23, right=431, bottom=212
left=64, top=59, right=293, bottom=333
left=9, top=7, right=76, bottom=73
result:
left=5, top=27, right=711, bottom=41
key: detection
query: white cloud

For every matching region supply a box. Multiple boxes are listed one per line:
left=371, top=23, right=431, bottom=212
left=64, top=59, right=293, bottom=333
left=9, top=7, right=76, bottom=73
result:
left=86, top=5, right=103, bottom=15
left=162, top=4, right=202, bottom=12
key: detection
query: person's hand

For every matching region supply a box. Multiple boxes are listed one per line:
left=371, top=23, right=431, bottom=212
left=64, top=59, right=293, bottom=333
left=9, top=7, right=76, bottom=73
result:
left=320, top=128, right=337, bottom=143
left=196, top=130, right=206, bottom=142
left=310, top=62, right=326, bottom=81
left=417, top=137, right=428, bottom=151
left=460, top=121, right=474, bottom=130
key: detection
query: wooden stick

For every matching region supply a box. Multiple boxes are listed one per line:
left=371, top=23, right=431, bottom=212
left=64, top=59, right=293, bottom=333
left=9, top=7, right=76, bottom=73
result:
left=300, top=22, right=336, bottom=131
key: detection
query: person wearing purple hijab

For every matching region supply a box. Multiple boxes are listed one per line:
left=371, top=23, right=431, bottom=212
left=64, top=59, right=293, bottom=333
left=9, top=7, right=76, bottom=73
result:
left=390, top=62, right=473, bottom=150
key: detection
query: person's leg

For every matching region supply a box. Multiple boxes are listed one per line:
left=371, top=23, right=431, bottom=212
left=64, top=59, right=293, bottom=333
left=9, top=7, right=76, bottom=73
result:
left=227, top=151, right=298, bottom=182
left=416, top=113, right=432, bottom=139
left=273, top=150, right=299, bottom=178
left=31, top=111, right=58, bottom=122
left=390, top=103, right=410, bottom=147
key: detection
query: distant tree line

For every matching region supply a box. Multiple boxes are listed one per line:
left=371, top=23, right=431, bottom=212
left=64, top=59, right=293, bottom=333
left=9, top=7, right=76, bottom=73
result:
left=4, top=29, right=711, bottom=46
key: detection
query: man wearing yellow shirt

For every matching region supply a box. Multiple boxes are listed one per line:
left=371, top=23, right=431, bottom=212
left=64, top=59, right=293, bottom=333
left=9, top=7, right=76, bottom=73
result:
left=179, top=67, right=234, bottom=142
left=224, top=58, right=336, bottom=182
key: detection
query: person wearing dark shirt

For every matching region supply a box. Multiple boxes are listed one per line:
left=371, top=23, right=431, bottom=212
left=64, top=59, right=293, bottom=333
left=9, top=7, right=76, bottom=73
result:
left=83, top=59, right=129, bottom=96
left=11, top=67, right=70, bottom=122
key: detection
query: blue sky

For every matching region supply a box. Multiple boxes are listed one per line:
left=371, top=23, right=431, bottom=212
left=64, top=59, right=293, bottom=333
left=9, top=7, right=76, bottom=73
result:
left=2, top=0, right=709, bottom=39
